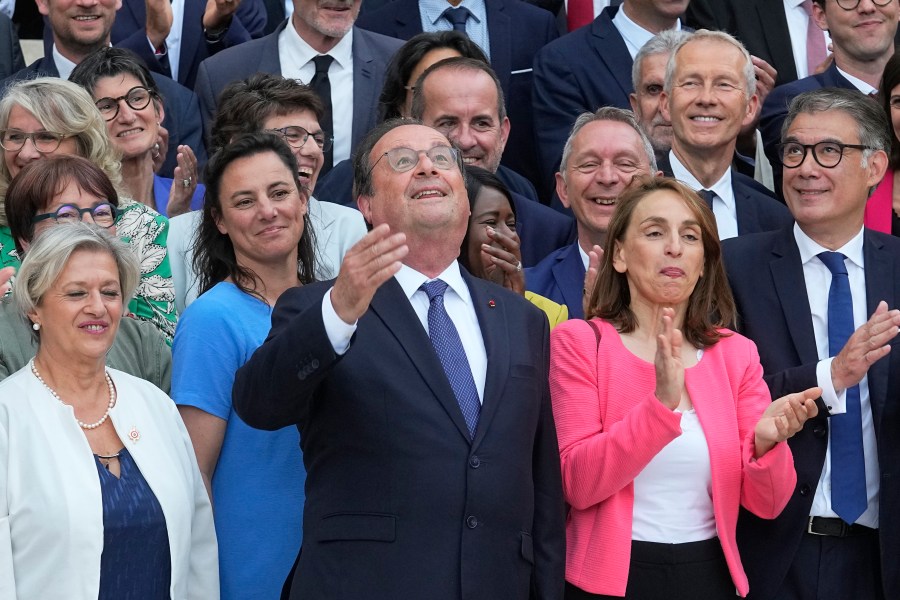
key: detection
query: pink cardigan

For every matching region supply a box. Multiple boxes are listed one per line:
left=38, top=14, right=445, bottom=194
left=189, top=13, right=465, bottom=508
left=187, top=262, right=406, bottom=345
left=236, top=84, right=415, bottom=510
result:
left=866, top=169, right=894, bottom=234
left=549, top=319, right=796, bottom=597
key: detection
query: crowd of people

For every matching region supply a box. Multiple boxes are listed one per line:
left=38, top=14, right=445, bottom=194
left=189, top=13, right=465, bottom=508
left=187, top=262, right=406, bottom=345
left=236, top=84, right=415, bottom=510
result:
left=0, top=0, right=899, bottom=599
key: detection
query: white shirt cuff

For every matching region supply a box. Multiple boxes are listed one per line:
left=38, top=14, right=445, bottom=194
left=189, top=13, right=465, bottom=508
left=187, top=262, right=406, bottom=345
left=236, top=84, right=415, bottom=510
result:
left=816, top=357, right=846, bottom=415
left=322, top=287, right=356, bottom=355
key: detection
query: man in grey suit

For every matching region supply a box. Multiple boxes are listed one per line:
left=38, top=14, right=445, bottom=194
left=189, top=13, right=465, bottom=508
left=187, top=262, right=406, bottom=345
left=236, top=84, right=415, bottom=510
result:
left=194, top=0, right=402, bottom=171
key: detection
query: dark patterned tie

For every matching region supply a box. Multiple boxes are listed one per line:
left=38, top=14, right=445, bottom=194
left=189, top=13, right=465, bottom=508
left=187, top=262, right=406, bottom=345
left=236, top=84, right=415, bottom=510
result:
left=699, top=189, right=716, bottom=211
left=442, top=6, right=471, bottom=33
left=310, top=54, right=334, bottom=175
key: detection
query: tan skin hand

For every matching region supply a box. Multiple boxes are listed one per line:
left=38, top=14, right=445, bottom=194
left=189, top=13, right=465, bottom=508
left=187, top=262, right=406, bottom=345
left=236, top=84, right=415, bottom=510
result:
left=145, top=0, right=173, bottom=50
left=481, top=225, right=525, bottom=295
left=831, top=301, right=900, bottom=392
left=167, top=145, right=200, bottom=217
left=0, top=266, right=13, bottom=296
left=331, top=224, right=408, bottom=324
left=654, top=308, right=685, bottom=411
left=737, top=55, right=777, bottom=150
left=582, top=244, right=603, bottom=315
left=203, top=0, right=241, bottom=30
left=753, top=387, right=821, bottom=458
left=153, top=125, right=169, bottom=175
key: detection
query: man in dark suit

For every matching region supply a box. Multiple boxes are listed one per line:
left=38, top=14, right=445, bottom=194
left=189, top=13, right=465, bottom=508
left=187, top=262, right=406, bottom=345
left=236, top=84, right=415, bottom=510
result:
left=194, top=0, right=403, bottom=167
left=409, top=57, right=575, bottom=267
left=1, top=0, right=204, bottom=179
left=0, top=14, right=24, bottom=81
left=233, top=119, right=565, bottom=600
left=658, top=30, right=791, bottom=239
left=525, top=107, right=658, bottom=319
left=759, top=0, right=898, bottom=200
left=355, top=0, right=558, bottom=196
left=724, top=88, right=900, bottom=600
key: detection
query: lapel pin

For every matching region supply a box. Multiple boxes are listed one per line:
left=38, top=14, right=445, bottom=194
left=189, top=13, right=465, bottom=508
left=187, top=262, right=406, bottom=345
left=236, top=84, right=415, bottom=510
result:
left=128, top=426, right=141, bottom=443
left=488, top=299, right=496, bottom=308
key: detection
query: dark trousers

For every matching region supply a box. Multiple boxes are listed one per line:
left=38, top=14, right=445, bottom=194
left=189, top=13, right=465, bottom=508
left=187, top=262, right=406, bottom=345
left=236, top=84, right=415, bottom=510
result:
left=774, top=529, right=883, bottom=600
left=565, top=538, right=735, bottom=600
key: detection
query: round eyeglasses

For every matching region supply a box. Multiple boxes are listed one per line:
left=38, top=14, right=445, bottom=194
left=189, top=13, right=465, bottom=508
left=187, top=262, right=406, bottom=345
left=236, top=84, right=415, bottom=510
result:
left=94, top=86, right=154, bottom=121
left=777, top=141, right=874, bottom=169
left=368, top=145, right=460, bottom=176
left=834, top=0, right=892, bottom=9
left=0, top=129, right=69, bottom=153
left=267, top=126, right=333, bottom=152
left=31, top=203, right=118, bottom=228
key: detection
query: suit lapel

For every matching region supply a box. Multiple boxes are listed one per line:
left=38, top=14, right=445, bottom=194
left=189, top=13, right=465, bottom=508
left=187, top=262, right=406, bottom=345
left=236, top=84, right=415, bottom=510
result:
left=590, top=7, right=633, bottom=99
left=863, top=231, right=893, bottom=424
left=387, top=0, right=422, bottom=37
left=178, top=0, right=202, bottom=79
left=756, top=0, right=797, bottom=83
left=486, top=0, right=512, bottom=94
left=733, top=172, right=757, bottom=235
left=770, top=228, right=820, bottom=365
left=552, top=244, right=586, bottom=319
left=351, top=27, right=378, bottom=148
left=369, top=278, right=473, bottom=442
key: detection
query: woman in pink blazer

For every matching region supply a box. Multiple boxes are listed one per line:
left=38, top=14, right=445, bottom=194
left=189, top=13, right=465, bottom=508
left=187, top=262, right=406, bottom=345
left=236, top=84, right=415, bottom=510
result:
left=550, top=178, right=821, bottom=599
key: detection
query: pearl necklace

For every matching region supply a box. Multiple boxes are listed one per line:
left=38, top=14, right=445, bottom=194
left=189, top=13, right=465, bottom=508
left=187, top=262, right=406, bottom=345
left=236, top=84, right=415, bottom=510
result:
left=30, top=360, right=116, bottom=430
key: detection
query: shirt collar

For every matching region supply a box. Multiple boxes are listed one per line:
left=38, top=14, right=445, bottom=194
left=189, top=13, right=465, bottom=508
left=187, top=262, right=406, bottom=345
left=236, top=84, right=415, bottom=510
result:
left=421, top=0, right=486, bottom=26
left=52, top=45, right=79, bottom=80
left=668, top=150, right=735, bottom=210
left=394, top=261, right=473, bottom=305
left=793, top=222, right=865, bottom=269
left=785, top=0, right=806, bottom=9
left=613, top=7, right=681, bottom=58
left=282, top=20, right=354, bottom=69
left=836, top=66, right=878, bottom=95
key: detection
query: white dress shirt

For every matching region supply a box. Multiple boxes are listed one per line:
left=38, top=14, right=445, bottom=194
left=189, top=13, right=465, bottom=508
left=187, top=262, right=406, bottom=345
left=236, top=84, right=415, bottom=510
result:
left=794, top=224, right=880, bottom=528
left=669, top=150, right=739, bottom=240
left=323, top=261, right=488, bottom=402
left=783, top=0, right=831, bottom=80
left=836, top=66, right=878, bottom=95
left=613, top=6, right=681, bottom=60
left=0, top=0, right=13, bottom=19
left=420, top=0, right=491, bottom=61
left=143, top=0, right=184, bottom=82
left=278, top=24, right=355, bottom=164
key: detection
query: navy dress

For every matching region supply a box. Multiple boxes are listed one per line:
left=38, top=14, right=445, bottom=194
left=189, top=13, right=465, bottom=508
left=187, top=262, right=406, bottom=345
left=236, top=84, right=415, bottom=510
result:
left=95, top=447, right=172, bottom=599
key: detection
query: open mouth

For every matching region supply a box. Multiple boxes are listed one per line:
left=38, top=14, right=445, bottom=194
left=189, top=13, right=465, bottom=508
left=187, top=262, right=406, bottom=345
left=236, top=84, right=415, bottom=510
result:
left=117, top=128, right=144, bottom=138
left=298, top=166, right=314, bottom=182
left=591, top=197, right=616, bottom=206
left=412, top=189, right=445, bottom=200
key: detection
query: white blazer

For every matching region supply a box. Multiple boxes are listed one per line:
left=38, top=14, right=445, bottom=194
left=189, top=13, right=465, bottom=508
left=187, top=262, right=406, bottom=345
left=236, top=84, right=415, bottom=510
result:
left=0, top=366, right=218, bottom=600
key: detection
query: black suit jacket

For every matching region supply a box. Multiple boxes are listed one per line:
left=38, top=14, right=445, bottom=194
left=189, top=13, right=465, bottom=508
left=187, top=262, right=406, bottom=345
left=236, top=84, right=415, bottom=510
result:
left=355, top=0, right=559, bottom=197
left=722, top=227, right=900, bottom=600
left=233, top=272, right=566, bottom=600
left=0, top=14, right=24, bottom=81
left=0, top=55, right=206, bottom=179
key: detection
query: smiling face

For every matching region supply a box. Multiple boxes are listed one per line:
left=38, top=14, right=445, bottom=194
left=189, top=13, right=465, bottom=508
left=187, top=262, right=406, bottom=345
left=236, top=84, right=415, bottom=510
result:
left=214, top=150, right=308, bottom=274
left=263, top=109, right=324, bottom=193
left=419, top=68, right=510, bottom=173
left=630, top=51, right=673, bottom=155
left=813, top=0, right=899, bottom=66
left=4, top=105, right=79, bottom=179
left=36, top=0, right=121, bottom=59
left=466, top=185, right=517, bottom=281
left=292, top=0, right=361, bottom=51
left=29, top=248, right=123, bottom=362
left=91, top=74, right=161, bottom=161
left=612, top=189, right=705, bottom=313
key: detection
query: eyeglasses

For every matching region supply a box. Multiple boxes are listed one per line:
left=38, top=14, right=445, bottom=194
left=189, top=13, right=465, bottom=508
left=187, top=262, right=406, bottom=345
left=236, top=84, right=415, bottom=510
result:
left=368, top=145, right=459, bottom=175
left=267, top=126, right=333, bottom=152
left=94, top=86, right=154, bottom=121
left=834, top=0, right=892, bottom=10
left=31, top=203, right=118, bottom=228
left=777, top=141, right=874, bottom=169
left=0, top=129, right=69, bottom=153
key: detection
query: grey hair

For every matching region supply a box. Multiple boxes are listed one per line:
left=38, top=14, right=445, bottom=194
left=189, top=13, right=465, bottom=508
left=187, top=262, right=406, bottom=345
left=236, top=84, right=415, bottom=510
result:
left=0, top=78, right=123, bottom=226
left=632, top=29, right=693, bottom=91
left=15, top=223, right=140, bottom=342
left=559, top=107, right=657, bottom=177
left=664, top=29, right=756, bottom=98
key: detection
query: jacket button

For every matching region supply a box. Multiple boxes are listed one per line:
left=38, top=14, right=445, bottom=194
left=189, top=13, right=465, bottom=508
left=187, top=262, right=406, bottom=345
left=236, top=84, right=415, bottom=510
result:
left=469, top=455, right=481, bottom=468
left=466, top=515, right=478, bottom=529
left=799, top=484, right=811, bottom=497
left=812, top=424, right=827, bottom=438
left=311, top=359, right=320, bottom=369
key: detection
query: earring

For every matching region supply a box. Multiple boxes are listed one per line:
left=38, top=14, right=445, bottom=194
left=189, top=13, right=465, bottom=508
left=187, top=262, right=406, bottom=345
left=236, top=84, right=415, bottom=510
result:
left=32, top=322, right=40, bottom=331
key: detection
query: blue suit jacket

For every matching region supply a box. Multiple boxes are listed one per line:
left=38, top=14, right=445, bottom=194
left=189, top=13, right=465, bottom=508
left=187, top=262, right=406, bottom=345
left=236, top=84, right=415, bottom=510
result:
left=760, top=62, right=857, bottom=200
left=0, top=15, right=24, bottom=81
left=532, top=6, right=633, bottom=192
left=723, top=226, right=900, bottom=600
left=0, top=56, right=206, bottom=180
left=524, top=242, right=584, bottom=319
left=194, top=21, right=403, bottom=149
left=355, top=0, right=558, bottom=196
left=233, top=271, right=566, bottom=600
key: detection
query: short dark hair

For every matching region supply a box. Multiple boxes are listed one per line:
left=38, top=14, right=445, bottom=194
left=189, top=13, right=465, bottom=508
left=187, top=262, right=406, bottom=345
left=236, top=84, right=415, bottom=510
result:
left=196, top=132, right=317, bottom=298
left=409, top=57, right=506, bottom=123
left=880, top=52, right=900, bottom=168
left=459, top=165, right=515, bottom=274
left=6, top=155, right=119, bottom=255
left=210, top=73, right=325, bottom=154
left=69, top=46, right=162, bottom=105
left=377, top=31, right=488, bottom=121
left=586, top=177, right=735, bottom=349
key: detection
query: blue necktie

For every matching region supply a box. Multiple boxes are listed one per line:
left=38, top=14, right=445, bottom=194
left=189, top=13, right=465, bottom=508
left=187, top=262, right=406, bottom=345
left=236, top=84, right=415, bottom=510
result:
left=443, top=6, right=471, bottom=33
left=699, top=189, right=716, bottom=211
left=818, top=251, right=867, bottom=524
left=421, top=279, right=480, bottom=439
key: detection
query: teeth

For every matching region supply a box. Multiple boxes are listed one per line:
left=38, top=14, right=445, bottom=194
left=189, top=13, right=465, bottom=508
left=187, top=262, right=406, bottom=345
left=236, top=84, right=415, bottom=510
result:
left=593, top=198, right=616, bottom=206
left=462, top=157, right=477, bottom=164
left=298, top=168, right=313, bottom=178
left=74, top=15, right=98, bottom=20
left=413, top=190, right=443, bottom=199
left=118, top=129, right=142, bottom=137
left=692, top=116, right=719, bottom=122
left=84, top=324, right=104, bottom=331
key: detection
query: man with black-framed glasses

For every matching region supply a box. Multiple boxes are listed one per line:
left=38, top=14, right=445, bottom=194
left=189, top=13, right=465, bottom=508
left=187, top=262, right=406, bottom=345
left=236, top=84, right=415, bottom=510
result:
left=724, top=87, right=900, bottom=600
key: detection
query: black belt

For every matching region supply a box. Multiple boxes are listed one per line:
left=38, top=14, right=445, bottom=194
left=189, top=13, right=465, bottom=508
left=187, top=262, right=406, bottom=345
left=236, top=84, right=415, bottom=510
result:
left=807, top=516, right=876, bottom=537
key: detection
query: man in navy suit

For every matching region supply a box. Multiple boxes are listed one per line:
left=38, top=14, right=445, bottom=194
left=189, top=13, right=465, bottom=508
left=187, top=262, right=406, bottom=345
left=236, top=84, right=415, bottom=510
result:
left=658, top=30, right=791, bottom=239
left=525, top=107, right=658, bottom=320
left=531, top=0, right=688, bottom=193
left=233, top=119, right=565, bottom=600
left=194, top=0, right=402, bottom=165
left=0, top=14, right=24, bottom=81
left=355, top=0, right=557, bottom=196
left=410, top=57, right=575, bottom=267
left=724, top=89, right=900, bottom=600
left=759, top=0, right=898, bottom=200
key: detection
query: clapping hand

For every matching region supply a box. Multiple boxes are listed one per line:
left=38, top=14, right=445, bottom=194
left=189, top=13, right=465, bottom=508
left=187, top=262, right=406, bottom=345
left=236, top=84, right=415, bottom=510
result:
left=654, top=307, right=684, bottom=411
left=582, top=244, right=602, bottom=315
left=753, top=387, right=821, bottom=458
left=481, top=226, right=524, bottom=295
left=167, top=145, right=200, bottom=217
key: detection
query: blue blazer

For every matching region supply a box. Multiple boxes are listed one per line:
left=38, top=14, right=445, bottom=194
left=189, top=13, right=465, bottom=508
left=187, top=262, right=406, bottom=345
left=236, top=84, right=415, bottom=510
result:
left=723, top=226, right=900, bottom=600
left=0, top=56, right=206, bottom=180
left=524, top=242, right=584, bottom=320
left=233, top=271, right=566, bottom=600
left=760, top=62, right=856, bottom=200
left=355, top=0, right=558, bottom=195
left=194, top=21, right=403, bottom=149
left=153, top=175, right=206, bottom=216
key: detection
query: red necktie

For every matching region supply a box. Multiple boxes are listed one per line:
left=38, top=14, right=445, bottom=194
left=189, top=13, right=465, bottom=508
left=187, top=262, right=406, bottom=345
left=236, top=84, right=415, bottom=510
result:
left=567, top=0, right=594, bottom=32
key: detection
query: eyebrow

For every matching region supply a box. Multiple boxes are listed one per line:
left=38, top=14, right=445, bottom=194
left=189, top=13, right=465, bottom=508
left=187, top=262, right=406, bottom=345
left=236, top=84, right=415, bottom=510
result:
left=641, top=216, right=702, bottom=227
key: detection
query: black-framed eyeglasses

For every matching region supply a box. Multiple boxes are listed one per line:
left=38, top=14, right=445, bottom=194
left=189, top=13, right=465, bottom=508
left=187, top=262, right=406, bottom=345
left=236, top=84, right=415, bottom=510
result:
left=94, top=86, right=154, bottom=121
left=0, top=129, right=69, bottom=153
left=31, top=203, right=118, bottom=228
left=267, top=126, right=334, bottom=152
left=777, top=141, right=874, bottom=169
left=834, top=0, right=892, bottom=10
left=368, top=145, right=460, bottom=176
